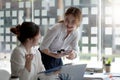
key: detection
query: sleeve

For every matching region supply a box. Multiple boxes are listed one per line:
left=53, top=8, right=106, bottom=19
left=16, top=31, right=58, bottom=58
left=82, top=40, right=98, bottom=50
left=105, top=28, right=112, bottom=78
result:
left=11, top=48, right=30, bottom=80
left=70, top=31, right=80, bottom=57
left=40, top=23, right=61, bottom=50
left=36, top=49, right=45, bottom=72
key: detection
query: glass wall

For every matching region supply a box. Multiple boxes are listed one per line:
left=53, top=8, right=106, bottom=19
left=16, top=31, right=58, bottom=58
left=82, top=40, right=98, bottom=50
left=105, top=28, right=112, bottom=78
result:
left=0, top=0, right=120, bottom=64
left=101, top=0, right=120, bottom=62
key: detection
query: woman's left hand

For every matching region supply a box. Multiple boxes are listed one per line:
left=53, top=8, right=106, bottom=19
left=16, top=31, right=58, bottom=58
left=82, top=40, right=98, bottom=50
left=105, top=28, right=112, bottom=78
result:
left=66, top=50, right=76, bottom=60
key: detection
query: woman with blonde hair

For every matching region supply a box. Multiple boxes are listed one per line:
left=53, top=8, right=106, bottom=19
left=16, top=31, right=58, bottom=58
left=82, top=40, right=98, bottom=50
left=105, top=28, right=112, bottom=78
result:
left=39, top=6, right=82, bottom=70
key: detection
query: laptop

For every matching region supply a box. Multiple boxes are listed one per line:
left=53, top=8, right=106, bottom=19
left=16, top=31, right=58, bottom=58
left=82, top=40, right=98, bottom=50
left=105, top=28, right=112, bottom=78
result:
left=59, top=64, right=86, bottom=80
left=38, top=64, right=86, bottom=80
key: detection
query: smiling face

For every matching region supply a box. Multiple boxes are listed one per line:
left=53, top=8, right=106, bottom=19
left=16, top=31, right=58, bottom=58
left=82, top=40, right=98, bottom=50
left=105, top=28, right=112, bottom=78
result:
left=64, top=7, right=82, bottom=32
left=64, top=14, right=77, bottom=32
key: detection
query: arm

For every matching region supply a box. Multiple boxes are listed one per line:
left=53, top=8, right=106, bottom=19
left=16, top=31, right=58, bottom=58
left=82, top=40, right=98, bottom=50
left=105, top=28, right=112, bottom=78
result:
left=40, top=24, right=60, bottom=50
left=66, top=32, right=80, bottom=60
left=40, top=23, right=66, bottom=58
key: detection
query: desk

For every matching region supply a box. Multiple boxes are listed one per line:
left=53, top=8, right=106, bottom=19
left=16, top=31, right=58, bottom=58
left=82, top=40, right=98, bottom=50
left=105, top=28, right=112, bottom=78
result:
left=84, top=73, right=109, bottom=80
left=84, top=73, right=120, bottom=80
left=84, top=62, right=120, bottom=80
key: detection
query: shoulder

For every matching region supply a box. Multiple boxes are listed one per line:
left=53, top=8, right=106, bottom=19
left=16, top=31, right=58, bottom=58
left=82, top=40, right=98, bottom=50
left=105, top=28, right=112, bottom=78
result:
left=11, top=45, right=25, bottom=57
left=49, top=23, right=63, bottom=30
left=12, top=46, right=21, bottom=53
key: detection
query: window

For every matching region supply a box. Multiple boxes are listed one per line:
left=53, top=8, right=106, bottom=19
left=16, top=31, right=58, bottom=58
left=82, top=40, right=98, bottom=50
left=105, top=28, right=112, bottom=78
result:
left=0, top=0, right=120, bottom=66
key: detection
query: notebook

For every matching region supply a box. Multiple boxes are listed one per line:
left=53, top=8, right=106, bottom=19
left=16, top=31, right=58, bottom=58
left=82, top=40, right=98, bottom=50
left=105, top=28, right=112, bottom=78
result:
left=59, top=64, right=87, bottom=80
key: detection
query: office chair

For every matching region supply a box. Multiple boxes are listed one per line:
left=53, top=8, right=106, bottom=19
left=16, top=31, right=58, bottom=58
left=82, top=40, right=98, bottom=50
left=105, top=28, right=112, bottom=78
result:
left=0, top=69, right=10, bottom=80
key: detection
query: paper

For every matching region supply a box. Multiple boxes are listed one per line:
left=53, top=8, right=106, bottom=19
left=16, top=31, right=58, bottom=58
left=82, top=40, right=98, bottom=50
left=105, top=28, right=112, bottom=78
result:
left=82, top=8, right=88, bottom=14
left=42, top=18, right=48, bottom=25
left=65, top=0, right=71, bottom=6
left=105, top=17, right=112, bottom=24
left=82, top=47, right=88, bottom=53
left=91, top=27, right=97, bottom=34
left=12, top=36, right=17, bottom=42
left=12, top=10, right=17, bottom=17
left=42, top=10, right=47, bottom=16
left=115, top=37, right=120, bottom=45
left=91, top=0, right=98, bottom=4
left=73, top=0, right=79, bottom=5
left=115, top=27, right=120, bottom=35
left=6, top=28, right=10, bottom=34
left=6, top=2, right=11, bottom=8
left=105, top=27, right=112, bottom=35
left=91, top=7, right=97, bottom=14
left=82, top=17, right=88, bottom=24
left=19, top=10, right=24, bottom=17
left=6, top=44, right=10, bottom=51
left=57, top=9, right=63, bottom=16
left=12, top=19, right=17, bottom=25
left=19, top=2, right=24, bottom=8
left=105, top=7, right=112, bottom=15
left=34, top=18, right=40, bottom=25
left=82, top=37, right=88, bottom=44
left=49, top=18, right=55, bottom=25
left=41, top=0, right=46, bottom=7
left=49, top=0, right=55, bottom=7
left=111, top=73, right=120, bottom=77
left=25, top=1, right=31, bottom=8
left=105, top=48, right=112, bottom=55
left=34, top=10, right=40, bottom=16
left=6, top=36, right=10, bottom=42
left=0, top=19, right=4, bottom=25
left=91, top=47, right=97, bottom=54
left=91, top=37, right=97, bottom=44
left=0, top=36, right=4, bottom=41
left=0, top=11, right=4, bottom=17
left=5, top=11, right=10, bottom=17
left=0, top=28, right=4, bottom=34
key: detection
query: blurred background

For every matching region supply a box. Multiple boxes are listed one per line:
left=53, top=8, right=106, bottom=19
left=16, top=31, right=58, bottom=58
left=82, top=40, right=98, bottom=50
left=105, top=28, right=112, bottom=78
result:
left=0, top=0, right=120, bottom=73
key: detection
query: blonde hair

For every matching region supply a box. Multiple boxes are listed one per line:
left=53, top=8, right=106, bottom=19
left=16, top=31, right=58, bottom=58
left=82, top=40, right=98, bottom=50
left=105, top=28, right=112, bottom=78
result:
left=59, top=7, right=82, bottom=27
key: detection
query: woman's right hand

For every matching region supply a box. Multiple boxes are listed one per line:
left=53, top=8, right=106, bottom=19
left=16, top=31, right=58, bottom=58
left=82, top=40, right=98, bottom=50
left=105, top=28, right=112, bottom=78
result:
left=25, top=54, right=34, bottom=72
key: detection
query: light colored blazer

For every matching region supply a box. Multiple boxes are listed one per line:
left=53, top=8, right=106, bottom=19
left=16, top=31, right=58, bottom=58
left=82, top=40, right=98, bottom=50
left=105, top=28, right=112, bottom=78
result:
left=10, top=44, right=45, bottom=80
